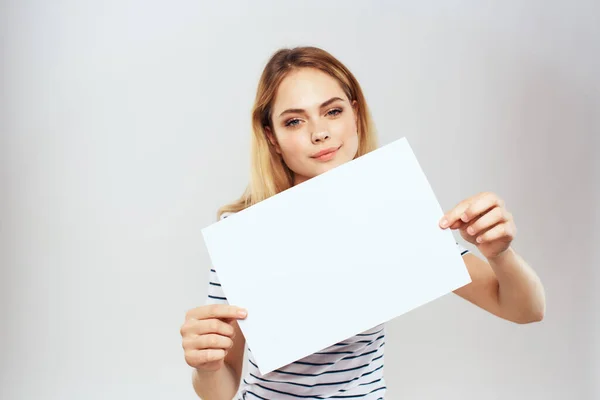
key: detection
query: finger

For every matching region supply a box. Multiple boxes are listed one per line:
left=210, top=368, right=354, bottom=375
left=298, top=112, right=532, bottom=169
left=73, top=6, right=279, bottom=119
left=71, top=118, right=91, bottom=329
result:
left=476, top=222, right=515, bottom=244
left=460, top=192, right=504, bottom=223
left=186, top=334, right=234, bottom=351
left=463, top=206, right=508, bottom=237
left=184, top=319, right=236, bottom=338
left=449, top=219, right=466, bottom=230
left=197, top=359, right=225, bottom=371
left=440, top=200, right=472, bottom=229
left=186, top=349, right=226, bottom=368
left=188, top=304, right=248, bottom=321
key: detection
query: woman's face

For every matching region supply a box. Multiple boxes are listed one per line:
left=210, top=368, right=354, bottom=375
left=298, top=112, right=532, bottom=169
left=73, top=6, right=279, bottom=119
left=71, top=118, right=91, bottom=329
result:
left=266, top=68, right=360, bottom=186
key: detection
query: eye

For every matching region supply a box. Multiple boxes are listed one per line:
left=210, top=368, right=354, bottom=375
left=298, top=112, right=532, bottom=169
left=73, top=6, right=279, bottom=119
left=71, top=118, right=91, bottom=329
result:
left=327, top=108, right=342, bottom=117
left=285, top=118, right=301, bottom=128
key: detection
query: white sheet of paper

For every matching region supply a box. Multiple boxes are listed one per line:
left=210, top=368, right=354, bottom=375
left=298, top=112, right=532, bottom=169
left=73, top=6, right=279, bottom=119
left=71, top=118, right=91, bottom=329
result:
left=201, top=137, right=471, bottom=375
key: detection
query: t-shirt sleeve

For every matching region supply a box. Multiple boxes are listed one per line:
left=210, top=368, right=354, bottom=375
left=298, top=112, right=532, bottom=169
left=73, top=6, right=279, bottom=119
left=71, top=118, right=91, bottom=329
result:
left=456, top=241, right=470, bottom=256
left=206, top=268, right=229, bottom=305
left=204, top=212, right=233, bottom=306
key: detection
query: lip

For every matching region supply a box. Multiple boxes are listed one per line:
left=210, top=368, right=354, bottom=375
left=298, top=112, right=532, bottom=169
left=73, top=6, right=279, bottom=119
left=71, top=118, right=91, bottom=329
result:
left=311, top=146, right=341, bottom=159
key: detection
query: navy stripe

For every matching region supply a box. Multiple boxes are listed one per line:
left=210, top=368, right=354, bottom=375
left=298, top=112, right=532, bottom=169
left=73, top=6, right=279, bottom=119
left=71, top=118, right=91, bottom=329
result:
left=319, top=336, right=384, bottom=355
left=245, top=390, right=269, bottom=400
left=353, top=378, right=383, bottom=388
left=314, top=350, right=355, bottom=355
left=208, top=295, right=227, bottom=300
left=341, top=342, right=385, bottom=361
left=253, top=382, right=327, bottom=398
left=461, top=249, right=469, bottom=256
left=210, top=268, right=216, bottom=273
left=253, top=342, right=385, bottom=356
left=357, top=334, right=384, bottom=345
left=245, top=366, right=384, bottom=399
left=253, top=380, right=385, bottom=399
left=248, top=366, right=384, bottom=389
left=209, top=282, right=221, bottom=287
left=253, top=354, right=384, bottom=377
left=327, top=386, right=386, bottom=398
left=283, top=342, right=384, bottom=366
left=335, top=334, right=384, bottom=347
left=338, top=378, right=382, bottom=391
left=293, top=360, right=335, bottom=366
left=355, top=328, right=384, bottom=337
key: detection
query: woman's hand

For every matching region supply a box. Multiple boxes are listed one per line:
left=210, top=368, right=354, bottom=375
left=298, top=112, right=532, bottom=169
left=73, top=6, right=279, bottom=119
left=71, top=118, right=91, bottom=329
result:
left=180, top=304, right=247, bottom=372
left=439, top=191, right=517, bottom=260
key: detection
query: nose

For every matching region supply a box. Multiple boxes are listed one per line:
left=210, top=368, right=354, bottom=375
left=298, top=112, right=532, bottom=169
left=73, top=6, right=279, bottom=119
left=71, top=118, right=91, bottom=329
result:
left=311, top=130, right=331, bottom=144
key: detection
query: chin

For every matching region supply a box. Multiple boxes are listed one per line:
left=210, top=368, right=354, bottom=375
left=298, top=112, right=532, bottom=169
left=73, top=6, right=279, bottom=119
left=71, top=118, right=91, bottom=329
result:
left=294, top=154, right=354, bottom=182
left=316, top=159, right=349, bottom=175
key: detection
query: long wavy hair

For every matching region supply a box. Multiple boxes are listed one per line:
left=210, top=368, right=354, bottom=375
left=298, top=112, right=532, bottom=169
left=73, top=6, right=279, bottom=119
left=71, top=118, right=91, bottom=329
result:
left=217, top=46, right=378, bottom=219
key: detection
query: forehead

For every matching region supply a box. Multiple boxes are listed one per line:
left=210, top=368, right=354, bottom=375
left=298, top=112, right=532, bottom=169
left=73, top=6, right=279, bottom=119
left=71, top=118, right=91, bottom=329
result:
left=272, top=68, right=347, bottom=113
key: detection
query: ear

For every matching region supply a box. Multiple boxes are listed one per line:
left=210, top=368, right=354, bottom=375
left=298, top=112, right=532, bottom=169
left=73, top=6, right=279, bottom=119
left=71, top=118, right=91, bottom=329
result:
left=264, top=126, right=282, bottom=154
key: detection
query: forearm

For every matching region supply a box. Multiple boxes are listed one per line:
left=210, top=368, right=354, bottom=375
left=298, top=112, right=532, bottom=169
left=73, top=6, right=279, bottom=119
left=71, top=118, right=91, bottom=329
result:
left=488, top=247, right=546, bottom=323
left=192, top=363, right=240, bottom=400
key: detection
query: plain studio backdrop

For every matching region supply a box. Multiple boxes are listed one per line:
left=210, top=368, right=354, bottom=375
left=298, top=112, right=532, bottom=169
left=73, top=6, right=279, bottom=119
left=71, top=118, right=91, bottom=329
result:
left=1, top=1, right=598, bottom=399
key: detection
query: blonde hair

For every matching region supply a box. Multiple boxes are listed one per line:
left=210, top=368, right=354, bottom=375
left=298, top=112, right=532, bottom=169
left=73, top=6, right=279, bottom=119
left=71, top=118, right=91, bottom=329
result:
left=217, top=46, right=378, bottom=219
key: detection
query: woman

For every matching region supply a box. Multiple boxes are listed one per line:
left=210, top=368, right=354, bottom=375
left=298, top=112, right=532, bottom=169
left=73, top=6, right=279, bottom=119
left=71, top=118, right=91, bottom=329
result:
left=180, top=46, right=546, bottom=400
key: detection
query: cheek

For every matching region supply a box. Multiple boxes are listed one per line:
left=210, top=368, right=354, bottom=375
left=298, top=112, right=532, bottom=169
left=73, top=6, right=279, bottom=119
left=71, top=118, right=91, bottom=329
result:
left=334, top=117, right=358, bottom=143
left=332, top=114, right=357, bottom=137
left=336, top=117, right=359, bottom=156
left=277, top=134, right=308, bottom=160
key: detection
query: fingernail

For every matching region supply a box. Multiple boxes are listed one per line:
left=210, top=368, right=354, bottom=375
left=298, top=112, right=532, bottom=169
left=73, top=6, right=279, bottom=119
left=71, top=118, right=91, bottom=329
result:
left=461, top=213, right=468, bottom=222
left=440, top=219, right=448, bottom=228
left=238, top=309, right=247, bottom=318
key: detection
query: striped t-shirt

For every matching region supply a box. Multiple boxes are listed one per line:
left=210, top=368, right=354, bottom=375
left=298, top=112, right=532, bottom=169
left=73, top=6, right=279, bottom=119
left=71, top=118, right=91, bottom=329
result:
left=205, top=213, right=470, bottom=399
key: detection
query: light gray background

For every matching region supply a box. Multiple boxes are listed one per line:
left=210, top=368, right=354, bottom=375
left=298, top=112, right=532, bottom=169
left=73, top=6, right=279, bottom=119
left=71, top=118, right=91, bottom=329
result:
left=1, top=1, right=598, bottom=399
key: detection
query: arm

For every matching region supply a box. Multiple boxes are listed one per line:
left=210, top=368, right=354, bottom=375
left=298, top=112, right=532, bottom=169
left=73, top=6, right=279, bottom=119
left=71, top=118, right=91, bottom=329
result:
left=192, top=320, right=246, bottom=400
left=441, top=192, right=546, bottom=324
left=454, top=249, right=545, bottom=323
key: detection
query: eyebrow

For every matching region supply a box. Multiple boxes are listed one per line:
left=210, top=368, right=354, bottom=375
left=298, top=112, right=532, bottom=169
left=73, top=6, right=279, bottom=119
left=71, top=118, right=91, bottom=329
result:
left=277, top=97, right=345, bottom=118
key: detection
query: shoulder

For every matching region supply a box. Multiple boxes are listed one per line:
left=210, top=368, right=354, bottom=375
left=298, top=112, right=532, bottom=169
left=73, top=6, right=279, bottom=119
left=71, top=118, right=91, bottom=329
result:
left=219, top=211, right=236, bottom=221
